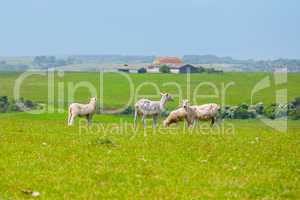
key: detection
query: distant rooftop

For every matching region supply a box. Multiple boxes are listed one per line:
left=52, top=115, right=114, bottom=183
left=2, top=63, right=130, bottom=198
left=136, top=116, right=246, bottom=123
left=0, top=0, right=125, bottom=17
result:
left=153, top=57, right=183, bottom=65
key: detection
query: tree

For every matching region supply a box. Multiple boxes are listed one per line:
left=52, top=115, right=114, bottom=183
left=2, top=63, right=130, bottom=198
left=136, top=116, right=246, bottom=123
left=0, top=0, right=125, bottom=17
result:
left=159, top=65, right=170, bottom=73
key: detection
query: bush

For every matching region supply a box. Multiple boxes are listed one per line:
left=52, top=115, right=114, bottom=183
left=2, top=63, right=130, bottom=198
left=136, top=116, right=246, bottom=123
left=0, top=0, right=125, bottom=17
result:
left=288, top=97, right=300, bottom=119
left=220, top=106, right=234, bottom=119
left=159, top=65, right=170, bottom=73
left=264, top=104, right=276, bottom=119
left=221, top=104, right=256, bottom=119
left=120, top=106, right=133, bottom=115
left=0, top=97, right=40, bottom=113
left=292, top=97, right=300, bottom=107
left=290, top=106, right=300, bottom=120
left=0, top=96, right=9, bottom=112
left=233, top=105, right=256, bottom=119
left=255, top=102, right=264, bottom=114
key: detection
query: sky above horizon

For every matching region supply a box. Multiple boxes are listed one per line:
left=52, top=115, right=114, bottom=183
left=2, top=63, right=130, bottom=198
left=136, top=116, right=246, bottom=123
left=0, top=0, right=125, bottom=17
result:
left=0, top=0, right=299, bottom=59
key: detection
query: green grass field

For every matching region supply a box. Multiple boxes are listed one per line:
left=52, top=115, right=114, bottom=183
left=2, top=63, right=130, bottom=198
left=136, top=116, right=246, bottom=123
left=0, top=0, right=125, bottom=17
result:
left=0, top=72, right=299, bottom=109
left=0, top=113, right=299, bottom=199
left=0, top=72, right=299, bottom=199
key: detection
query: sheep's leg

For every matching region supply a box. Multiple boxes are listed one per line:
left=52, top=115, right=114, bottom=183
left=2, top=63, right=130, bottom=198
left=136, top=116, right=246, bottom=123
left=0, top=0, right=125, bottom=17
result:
left=142, top=114, right=147, bottom=128
left=134, top=110, right=138, bottom=129
left=191, top=119, right=196, bottom=128
left=87, top=114, right=93, bottom=126
left=185, top=117, right=190, bottom=128
left=210, top=117, right=215, bottom=127
left=69, top=115, right=75, bottom=126
left=68, top=108, right=72, bottom=125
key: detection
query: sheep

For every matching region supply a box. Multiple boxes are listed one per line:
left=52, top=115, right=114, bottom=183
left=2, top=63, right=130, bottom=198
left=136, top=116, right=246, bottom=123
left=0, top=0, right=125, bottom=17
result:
left=182, top=99, right=220, bottom=127
left=68, top=97, right=97, bottom=126
left=163, top=107, right=187, bottom=127
left=163, top=99, right=195, bottom=127
left=134, top=92, right=173, bottom=128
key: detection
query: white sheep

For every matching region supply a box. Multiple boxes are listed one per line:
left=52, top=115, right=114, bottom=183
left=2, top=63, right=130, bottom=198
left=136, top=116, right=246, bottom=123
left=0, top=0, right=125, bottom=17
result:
left=163, top=107, right=189, bottom=127
left=134, top=93, right=173, bottom=128
left=182, top=99, right=220, bottom=127
left=68, top=97, right=97, bottom=126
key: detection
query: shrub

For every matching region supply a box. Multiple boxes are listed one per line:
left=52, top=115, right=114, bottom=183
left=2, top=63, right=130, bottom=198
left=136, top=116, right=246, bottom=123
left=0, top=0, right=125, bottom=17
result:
left=120, top=106, right=133, bottom=115
left=264, top=105, right=276, bottom=119
left=220, top=106, right=234, bottom=119
left=2, top=97, right=41, bottom=112
left=288, top=97, right=300, bottom=119
left=290, top=106, right=300, bottom=120
left=291, top=97, right=300, bottom=107
left=0, top=96, right=9, bottom=112
left=233, top=105, right=256, bottom=119
left=159, top=65, right=170, bottom=73
left=255, top=102, right=264, bottom=114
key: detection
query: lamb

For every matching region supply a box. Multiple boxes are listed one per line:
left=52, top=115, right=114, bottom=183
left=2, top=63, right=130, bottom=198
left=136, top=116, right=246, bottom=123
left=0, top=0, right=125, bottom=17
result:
left=182, top=99, right=220, bottom=127
left=163, top=107, right=189, bottom=127
left=68, top=97, right=97, bottom=126
left=134, top=93, right=173, bottom=128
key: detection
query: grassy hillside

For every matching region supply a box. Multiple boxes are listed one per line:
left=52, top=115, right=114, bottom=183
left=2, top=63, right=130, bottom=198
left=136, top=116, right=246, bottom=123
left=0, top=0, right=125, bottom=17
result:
left=0, top=113, right=299, bottom=199
left=0, top=72, right=299, bottom=110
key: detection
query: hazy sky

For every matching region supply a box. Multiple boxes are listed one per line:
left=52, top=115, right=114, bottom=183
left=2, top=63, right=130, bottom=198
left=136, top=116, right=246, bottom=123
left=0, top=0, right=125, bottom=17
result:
left=0, top=0, right=299, bottom=59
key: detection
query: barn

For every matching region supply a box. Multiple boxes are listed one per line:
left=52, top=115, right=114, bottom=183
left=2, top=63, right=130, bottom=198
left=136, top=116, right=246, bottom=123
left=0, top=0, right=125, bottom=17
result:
left=117, top=68, right=130, bottom=73
left=178, top=64, right=201, bottom=73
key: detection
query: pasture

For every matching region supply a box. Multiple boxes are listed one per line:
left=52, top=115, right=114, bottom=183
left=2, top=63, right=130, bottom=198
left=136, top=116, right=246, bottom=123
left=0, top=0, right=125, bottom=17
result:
left=0, top=113, right=299, bottom=199
left=0, top=72, right=299, bottom=109
left=0, top=72, right=299, bottom=199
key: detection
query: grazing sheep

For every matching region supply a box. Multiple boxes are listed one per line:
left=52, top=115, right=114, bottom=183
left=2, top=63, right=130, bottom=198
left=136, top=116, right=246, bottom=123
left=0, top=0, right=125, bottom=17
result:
left=134, top=93, right=173, bottom=128
left=182, top=99, right=220, bottom=127
left=163, top=107, right=188, bottom=127
left=68, top=97, right=97, bottom=126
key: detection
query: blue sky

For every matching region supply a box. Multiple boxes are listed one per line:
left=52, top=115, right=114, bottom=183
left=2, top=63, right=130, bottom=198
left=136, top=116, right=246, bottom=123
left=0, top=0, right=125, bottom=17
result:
left=0, top=0, right=299, bottom=59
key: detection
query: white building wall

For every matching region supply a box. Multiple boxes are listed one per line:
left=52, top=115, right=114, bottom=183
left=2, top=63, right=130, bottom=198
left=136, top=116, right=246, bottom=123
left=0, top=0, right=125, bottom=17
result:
left=147, top=67, right=160, bottom=73
left=170, top=69, right=180, bottom=73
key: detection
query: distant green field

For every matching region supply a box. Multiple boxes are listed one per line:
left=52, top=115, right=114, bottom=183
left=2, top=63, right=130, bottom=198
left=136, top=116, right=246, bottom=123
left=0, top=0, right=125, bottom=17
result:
left=0, top=72, right=299, bottom=110
left=0, top=113, right=299, bottom=199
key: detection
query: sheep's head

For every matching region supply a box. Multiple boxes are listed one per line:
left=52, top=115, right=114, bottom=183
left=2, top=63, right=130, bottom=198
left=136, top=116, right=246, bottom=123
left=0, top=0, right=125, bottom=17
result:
left=182, top=99, right=190, bottom=110
left=160, top=92, right=173, bottom=102
left=163, top=119, right=169, bottom=127
left=90, top=97, right=97, bottom=103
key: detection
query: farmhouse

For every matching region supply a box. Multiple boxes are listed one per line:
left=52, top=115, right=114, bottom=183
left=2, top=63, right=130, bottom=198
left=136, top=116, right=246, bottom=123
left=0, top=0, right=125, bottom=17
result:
left=147, top=56, right=183, bottom=73
left=153, top=57, right=183, bottom=66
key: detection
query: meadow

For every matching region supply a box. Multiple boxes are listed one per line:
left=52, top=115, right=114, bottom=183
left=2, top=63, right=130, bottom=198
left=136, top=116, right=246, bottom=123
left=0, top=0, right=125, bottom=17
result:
left=0, top=72, right=299, bottom=199
left=0, top=72, right=299, bottom=109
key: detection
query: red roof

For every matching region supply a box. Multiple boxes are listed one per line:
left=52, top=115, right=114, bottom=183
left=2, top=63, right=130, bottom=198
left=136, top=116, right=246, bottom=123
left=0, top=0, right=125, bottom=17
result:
left=153, top=57, right=183, bottom=65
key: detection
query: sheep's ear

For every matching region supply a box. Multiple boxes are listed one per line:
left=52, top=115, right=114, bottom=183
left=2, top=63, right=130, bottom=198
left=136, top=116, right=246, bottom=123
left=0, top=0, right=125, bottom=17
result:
left=160, top=92, right=164, bottom=96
